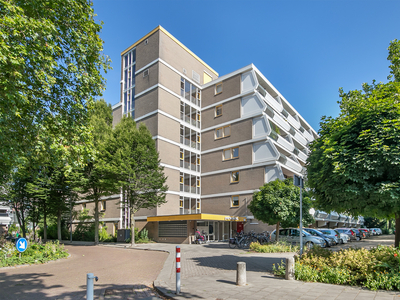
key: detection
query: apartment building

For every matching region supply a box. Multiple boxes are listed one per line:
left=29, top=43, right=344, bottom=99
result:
left=85, top=25, right=322, bottom=243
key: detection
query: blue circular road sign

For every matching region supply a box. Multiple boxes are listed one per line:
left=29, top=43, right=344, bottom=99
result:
left=16, top=237, right=28, bottom=253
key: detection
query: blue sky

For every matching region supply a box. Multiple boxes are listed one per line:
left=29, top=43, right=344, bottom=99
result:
left=92, top=0, right=400, bottom=131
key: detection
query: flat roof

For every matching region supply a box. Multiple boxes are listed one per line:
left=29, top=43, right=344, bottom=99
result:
left=147, top=213, right=246, bottom=222
left=121, top=25, right=218, bottom=77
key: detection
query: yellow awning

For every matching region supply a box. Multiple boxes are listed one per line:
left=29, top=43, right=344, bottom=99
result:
left=147, top=213, right=246, bottom=222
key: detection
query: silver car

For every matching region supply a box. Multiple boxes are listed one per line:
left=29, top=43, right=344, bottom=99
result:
left=270, top=228, right=327, bottom=248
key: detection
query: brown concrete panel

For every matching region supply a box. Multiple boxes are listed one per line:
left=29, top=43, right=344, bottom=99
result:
left=162, top=166, right=180, bottom=192
left=158, top=88, right=180, bottom=119
left=135, top=30, right=160, bottom=70
left=157, top=139, right=180, bottom=167
left=202, top=119, right=252, bottom=151
left=201, top=98, right=241, bottom=129
left=201, top=193, right=253, bottom=217
left=101, top=198, right=121, bottom=219
left=202, top=74, right=241, bottom=107
left=159, top=31, right=216, bottom=84
left=136, top=206, right=157, bottom=217
left=202, top=143, right=253, bottom=173
left=135, top=63, right=159, bottom=95
left=137, top=114, right=158, bottom=137
left=156, top=193, right=180, bottom=216
left=159, top=62, right=181, bottom=96
left=201, top=166, right=264, bottom=195
left=112, top=105, right=123, bottom=128
left=158, top=113, right=180, bottom=143
left=135, top=89, right=158, bottom=118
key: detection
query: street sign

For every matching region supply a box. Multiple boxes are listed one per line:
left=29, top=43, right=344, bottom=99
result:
left=293, top=175, right=304, bottom=188
left=16, top=237, right=28, bottom=253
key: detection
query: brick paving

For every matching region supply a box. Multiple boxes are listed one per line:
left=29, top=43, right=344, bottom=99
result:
left=0, top=243, right=168, bottom=300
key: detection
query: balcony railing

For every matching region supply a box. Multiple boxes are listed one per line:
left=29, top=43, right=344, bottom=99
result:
left=180, top=185, right=199, bottom=194
left=269, top=130, right=294, bottom=152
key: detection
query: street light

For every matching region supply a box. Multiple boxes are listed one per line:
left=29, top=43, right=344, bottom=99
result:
left=294, top=174, right=304, bottom=256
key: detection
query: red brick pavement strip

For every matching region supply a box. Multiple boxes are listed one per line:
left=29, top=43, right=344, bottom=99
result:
left=0, top=244, right=168, bottom=300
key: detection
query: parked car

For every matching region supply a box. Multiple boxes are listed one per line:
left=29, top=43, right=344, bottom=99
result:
left=270, top=228, right=327, bottom=248
left=359, top=228, right=370, bottom=238
left=336, top=228, right=357, bottom=241
left=374, top=228, right=382, bottom=235
left=303, top=228, right=336, bottom=247
left=338, top=232, right=350, bottom=243
left=369, top=228, right=378, bottom=235
left=318, top=229, right=341, bottom=244
left=350, top=228, right=363, bottom=240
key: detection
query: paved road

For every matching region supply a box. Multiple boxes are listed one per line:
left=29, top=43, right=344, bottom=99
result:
left=0, top=244, right=168, bottom=300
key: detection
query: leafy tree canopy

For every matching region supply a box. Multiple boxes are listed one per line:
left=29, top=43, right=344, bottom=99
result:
left=0, top=0, right=111, bottom=181
left=248, top=178, right=314, bottom=241
left=307, top=40, right=400, bottom=245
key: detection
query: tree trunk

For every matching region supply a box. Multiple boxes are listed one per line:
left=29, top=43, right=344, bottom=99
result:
left=130, top=207, right=135, bottom=247
left=43, top=212, right=47, bottom=241
left=395, top=214, right=400, bottom=248
left=57, top=213, right=62, bottom=241
left=94, top=200, right=99, bottom=245
left=275, top=221, right=280, bottom=242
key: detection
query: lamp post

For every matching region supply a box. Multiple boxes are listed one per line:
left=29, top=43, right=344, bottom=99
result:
left=294, top=175, right=304, bottom=256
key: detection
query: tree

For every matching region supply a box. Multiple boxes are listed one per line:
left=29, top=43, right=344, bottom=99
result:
left=307, top=40, right=400, bottom=246
left=79, top=100, right=118, bottom=244
left=248, top=178, right=314, bottom=241
left=113, top=116, right=168, bottom=246
left=0, top=0, right=111, bottom=183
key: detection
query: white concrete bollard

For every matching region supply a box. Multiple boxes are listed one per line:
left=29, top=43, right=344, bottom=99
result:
left=285, top=257, right=295, bottom=280
left=236, top=262, right=247, bottom=286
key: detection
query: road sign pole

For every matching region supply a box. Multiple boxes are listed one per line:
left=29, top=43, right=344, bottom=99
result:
left=299, top=181, right=303, bottom=256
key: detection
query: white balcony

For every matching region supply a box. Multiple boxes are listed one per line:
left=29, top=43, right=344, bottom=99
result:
left=278, top=154, right=302, bottom=173
left=291, top=130, right=308, bottom=146
left=293, top=147, right=308, bottom=162
left=269, top=131, right=294, bottom=153
left=302, top=130, right=314, bottom=142
left=287, top=114, right=301, bottom=129
left=264, top=92, right=283, bottom=113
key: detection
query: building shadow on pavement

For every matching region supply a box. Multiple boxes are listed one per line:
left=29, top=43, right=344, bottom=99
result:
left=0, top=271, right=89, bottom=300
left=190, top=255, right=285, bottom=272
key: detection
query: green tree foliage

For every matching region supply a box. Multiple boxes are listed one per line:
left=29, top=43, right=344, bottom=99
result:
left=248, top=179, right=314, bottom=241
left=0, top=0, right=111, bottom=182
left=307, top=40, right=400, bottom=246
left=113, top=116, right=168, bottom=246
left=79, top=100, right=118, bottom=244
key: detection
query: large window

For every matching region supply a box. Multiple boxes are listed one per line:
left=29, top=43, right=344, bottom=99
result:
left=215, top=125, right=231, bottom=139
left=181, top=77, right=201, bottom=106
left=123, top=48, right=136, bottom=117
left=223, top=147, right=239, bottom=160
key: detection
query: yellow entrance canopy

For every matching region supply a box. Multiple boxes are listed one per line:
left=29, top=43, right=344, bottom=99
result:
left=147, top=213, right=246, bottom=222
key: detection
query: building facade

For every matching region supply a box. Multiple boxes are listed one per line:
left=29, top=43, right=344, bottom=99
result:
left=80, top=26, right=360, bottom=243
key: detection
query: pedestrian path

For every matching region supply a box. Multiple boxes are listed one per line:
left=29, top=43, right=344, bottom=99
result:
left=131, top=242, right=400, bottom=300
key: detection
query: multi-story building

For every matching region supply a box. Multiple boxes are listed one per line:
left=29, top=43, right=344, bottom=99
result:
left=83, top=25, right=322, bottom=243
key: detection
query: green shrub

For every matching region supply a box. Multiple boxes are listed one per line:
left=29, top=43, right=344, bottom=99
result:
left=0, top=240, right=69, bottom=267
left=250, top=241, right=300, bottom=253
left=295, top=245, right=400, bottom=291
left=38, top=223, right=69, bottom=240
left=272, top=261, right=286, bottom=277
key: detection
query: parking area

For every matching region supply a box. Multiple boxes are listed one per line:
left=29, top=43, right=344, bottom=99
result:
left=332, top=233, right=395, bottom=250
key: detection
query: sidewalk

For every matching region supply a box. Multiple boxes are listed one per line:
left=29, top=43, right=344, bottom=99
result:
left=131, top=242, right=400, bottom=300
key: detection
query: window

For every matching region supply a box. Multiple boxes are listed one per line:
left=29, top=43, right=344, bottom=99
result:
left=215, top=105, right=222, bottom=117
left=180, top=150, right=184, bottom=160
left=215, top=82, right=223, bottom=94
left=223, top=147, right=239, bottom=160
left=197, top=202, right=201, bottom=209
left=231, top=195, right=239, bottom=207
left=82, top=203, right=86, bottom=210
left=179, top=200, right=183, bottom=208
left=101, top=200, right=106, bottom=212
left=143, top=69, right=149, bottom=77
left=197, top=179, right=200, bottom=187
left=231, top=171, right=239, bottom=183
left=215, top=125, right=231, bottom=139
left=180, top=175, right=184, bottom=183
